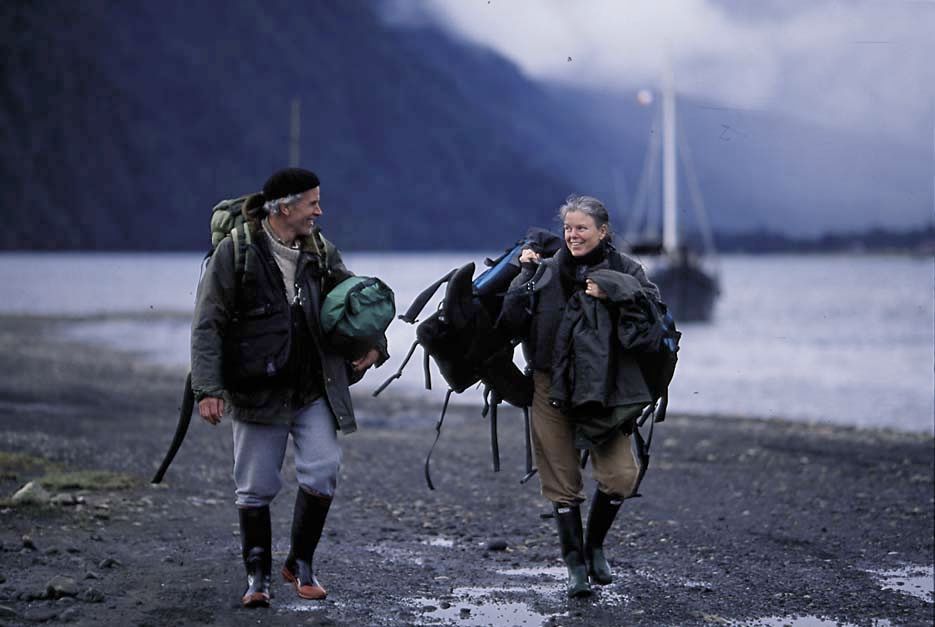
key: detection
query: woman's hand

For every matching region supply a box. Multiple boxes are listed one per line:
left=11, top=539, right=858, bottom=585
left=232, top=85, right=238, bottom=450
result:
left=352, top=348, right=381, bottom=372
left=585, top=279, right=607, bottom=300
left=519, top=248, right=541, bottom=264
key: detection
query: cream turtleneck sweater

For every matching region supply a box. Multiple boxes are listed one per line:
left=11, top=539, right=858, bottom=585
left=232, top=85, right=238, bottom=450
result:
left=262, top=218, right=300, bottom=303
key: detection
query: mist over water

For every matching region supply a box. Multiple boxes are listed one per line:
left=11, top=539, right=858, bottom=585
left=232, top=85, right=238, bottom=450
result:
left=1, top=252, right=931, bottom=433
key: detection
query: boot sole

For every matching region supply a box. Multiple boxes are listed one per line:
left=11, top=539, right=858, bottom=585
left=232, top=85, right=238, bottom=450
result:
left=569, top=586, right=593, bottom=598
left=241, top=592, right=270, bottom=608
left=588, top=571, right=613, bottom=586
left=281, top=566, right=327, bottom=600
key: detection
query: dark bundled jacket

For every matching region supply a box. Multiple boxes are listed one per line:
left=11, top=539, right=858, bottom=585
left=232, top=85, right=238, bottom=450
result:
left=190, top=227, right=387, bottom=433
left=499, top=246, right=660, bottom=374
left=549, top=268, right=656, bottom=410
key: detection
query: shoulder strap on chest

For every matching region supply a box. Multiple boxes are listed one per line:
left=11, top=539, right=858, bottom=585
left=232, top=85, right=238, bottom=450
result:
left=230, top=222, right=254, bottom=282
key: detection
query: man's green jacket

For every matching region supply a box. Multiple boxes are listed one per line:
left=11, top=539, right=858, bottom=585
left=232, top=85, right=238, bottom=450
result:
left=190, top=226, right=387, bottom=433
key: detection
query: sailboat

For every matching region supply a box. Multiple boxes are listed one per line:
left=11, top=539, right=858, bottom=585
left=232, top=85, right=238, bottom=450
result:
left=622, top=72, right=720, bottom=322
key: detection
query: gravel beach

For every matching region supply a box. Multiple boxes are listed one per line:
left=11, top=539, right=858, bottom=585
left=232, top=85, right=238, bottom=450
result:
left=0, top=314, right=932, bottom=626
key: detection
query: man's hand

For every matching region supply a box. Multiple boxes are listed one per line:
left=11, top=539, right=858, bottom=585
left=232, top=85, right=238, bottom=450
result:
left=198, top=396, right=225, bottom=425
left=585, top=279, right=608, bottom=300
left=352, top=348, right=381, bottom=373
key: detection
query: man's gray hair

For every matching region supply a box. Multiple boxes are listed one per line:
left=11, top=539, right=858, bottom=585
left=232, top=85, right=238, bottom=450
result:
left=558, top=194, right=612, bottom=232
left=263, top=192, right=303, bottom=215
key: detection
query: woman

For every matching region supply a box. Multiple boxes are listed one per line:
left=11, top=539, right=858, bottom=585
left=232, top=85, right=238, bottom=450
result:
left=500, top=194, right=661, bottom=598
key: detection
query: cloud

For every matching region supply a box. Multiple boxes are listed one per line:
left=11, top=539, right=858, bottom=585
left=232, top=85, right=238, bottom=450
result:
left=382, top=0, right=935, bottom=141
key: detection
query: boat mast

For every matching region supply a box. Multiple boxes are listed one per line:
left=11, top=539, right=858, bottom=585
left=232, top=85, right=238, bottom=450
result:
left=662, top=67, right=678, bottom=253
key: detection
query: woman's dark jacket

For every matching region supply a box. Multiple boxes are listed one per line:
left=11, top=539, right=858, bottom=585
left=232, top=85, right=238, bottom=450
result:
left=190, top=226, right=387, bottom=433
left=551, top=268, right=659, bottom=409
left=499, top=246, right=661, bottom=410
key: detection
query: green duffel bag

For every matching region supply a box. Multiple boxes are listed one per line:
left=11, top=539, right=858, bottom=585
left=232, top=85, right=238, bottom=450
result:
left=321, top=276, right=396, bottom=358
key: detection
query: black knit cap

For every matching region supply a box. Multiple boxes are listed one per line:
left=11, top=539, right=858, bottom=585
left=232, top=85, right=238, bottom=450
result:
left=262, top=168, right=320, bottom=201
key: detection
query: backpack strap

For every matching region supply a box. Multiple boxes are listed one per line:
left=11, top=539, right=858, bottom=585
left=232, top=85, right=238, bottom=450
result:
left=630, top=400, right=661, bottom=497
left=309, top=227, right=332, bottom=287
left=230, top=223, right=250, bottom=283
left=520, top=405, right=538, bottom=484
left=372, top=340, right=419, bottom=397
left=607, top=246, right=626, bottom=272
left=480, top=385, right=501, bottom=472
left=399, top=267, right=458, bottom=324
left=424, top=388, right=455, bottom=490
left=489, top=388, right=500, bottom=472
left=230, top=222, right=256, bottom=307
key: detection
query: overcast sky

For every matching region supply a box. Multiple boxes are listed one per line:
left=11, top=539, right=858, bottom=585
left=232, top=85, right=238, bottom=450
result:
left=383, top=0, right=935, bottom=144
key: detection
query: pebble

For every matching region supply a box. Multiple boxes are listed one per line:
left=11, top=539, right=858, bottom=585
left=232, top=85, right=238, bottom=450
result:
left=24, top=607, right=60, bottom=623
left=47, top=575, right=79, bottom=598
left=459, top=608, right=471, bottom=618
left=11, top=481, right=51, bottom=505
left=22, top=535, right=36, bottom=550
left=59, top=606, right=80, bottom=622
left=51, top=493, right=79, bottom=506
left=0, top=605, right=17, bottom=618
left=486, top=540, right=508, bottom=551
left=98, top=558, right=120, bottom=569
left=19, top=588, right=49, bottom=601
left=82, top=587, right=105, bottom=603
left=83, top=571, right=100, bottom=580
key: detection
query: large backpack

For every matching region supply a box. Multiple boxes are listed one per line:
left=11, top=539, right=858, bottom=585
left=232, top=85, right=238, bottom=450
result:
left=374, top=227, right=561, bottom=489
left=208, top=194, right=263, bottom=285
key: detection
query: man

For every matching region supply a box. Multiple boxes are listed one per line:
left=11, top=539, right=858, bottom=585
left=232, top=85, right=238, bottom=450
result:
left=191, top=168, right=386, bottom=608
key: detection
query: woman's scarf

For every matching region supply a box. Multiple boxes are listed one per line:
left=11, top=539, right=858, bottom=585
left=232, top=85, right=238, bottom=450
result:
left=557, top=241, right=608, bottom=301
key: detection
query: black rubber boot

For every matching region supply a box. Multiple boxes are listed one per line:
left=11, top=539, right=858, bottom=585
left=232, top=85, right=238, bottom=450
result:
left=553, top=503, right=592, bottom=598
left=238, top=506, right=272, bottom=608
left=282, top=488, right=332, bottom=600
left=585, top=490, right=623, bottom=585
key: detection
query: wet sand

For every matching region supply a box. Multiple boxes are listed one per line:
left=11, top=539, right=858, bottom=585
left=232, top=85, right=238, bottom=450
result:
left=0, top=314, right=932, bottom=626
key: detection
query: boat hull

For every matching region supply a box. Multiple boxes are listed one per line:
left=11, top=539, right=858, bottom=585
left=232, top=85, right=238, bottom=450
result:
left=649, top=257, right=720, bottom=322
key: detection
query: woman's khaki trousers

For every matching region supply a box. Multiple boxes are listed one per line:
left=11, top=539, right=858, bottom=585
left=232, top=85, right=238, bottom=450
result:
left=530, top=371, right=640, bottom=505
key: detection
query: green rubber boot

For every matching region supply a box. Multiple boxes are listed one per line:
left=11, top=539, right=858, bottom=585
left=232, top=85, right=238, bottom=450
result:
left=553, top=503, right=592, bottom=598
left=585, top=490, right=623, bottom=585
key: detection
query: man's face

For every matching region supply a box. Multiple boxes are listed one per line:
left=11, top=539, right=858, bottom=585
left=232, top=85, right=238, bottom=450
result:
left=283, top=187, right=322, bottom=237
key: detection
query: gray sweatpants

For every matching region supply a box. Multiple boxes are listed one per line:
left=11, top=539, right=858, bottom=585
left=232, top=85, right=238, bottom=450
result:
left=232, top=398, right=342, bottom=508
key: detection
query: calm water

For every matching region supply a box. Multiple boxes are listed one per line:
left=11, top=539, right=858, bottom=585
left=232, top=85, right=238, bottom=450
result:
left=1, top=252, right=932, bottom=433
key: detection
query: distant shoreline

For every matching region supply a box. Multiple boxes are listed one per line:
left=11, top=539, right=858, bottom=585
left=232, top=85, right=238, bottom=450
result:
left=2, top=311, right=933, bottom=436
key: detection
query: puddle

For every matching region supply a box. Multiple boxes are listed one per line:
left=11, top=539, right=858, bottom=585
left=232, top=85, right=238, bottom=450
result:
left=496, top=566, right=631, bottom=606
left=410, top=587, right=552, bottom=626
left=497, top=566, right=565, bottom=579
left=365, top=542, right=424, bottom=566
left=633, top=567, right=712, bottom=590
left=867, top=564, right=934, bottom=603
left=422, top=536, right=455, bottom=548
left=277, top=602, right=326, bottom=613
left=744, top=617, right=892, bottom=627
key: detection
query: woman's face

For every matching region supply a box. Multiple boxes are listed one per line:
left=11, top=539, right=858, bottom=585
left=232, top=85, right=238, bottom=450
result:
left=563, top=210, right=606, bottom=256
